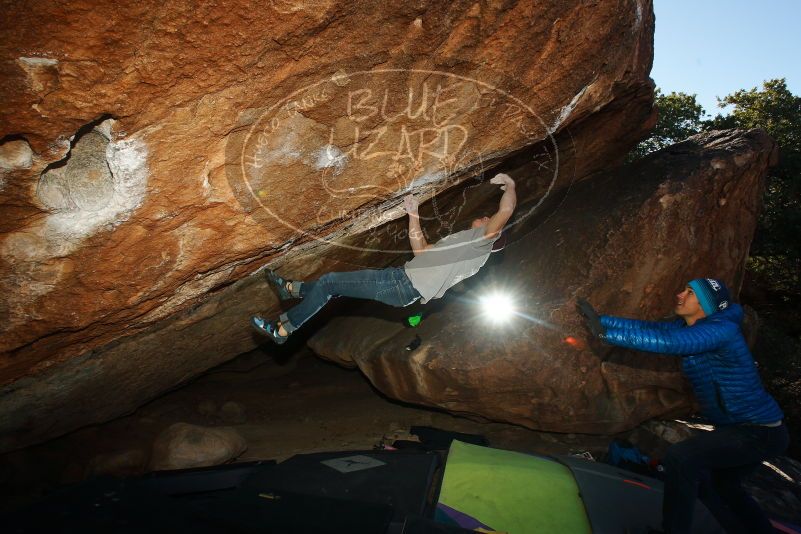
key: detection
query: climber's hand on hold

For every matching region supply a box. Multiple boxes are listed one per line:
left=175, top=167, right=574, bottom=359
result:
left=490, top=173, right=515, bottom=191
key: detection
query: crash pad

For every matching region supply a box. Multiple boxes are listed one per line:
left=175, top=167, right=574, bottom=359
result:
left=436, top=440, right=591, bottom=534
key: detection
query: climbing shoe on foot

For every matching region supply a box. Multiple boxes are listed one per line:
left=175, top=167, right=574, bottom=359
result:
left=250, top=315, right=287, bottom=344
left=264, top=269, right=299, bottom=301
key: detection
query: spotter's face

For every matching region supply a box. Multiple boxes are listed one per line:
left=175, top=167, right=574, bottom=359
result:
left=675, top=286, right=704, bottom=318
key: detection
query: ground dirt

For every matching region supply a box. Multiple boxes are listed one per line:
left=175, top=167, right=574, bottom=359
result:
left=2, top=347, right=800, bottom=526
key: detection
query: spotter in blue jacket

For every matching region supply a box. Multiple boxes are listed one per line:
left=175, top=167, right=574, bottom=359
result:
left=601, top=302, right=784, bottom=426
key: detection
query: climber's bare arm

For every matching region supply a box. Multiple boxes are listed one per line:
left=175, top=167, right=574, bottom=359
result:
left=484, top=173, right=516, bottom=239
left=404, top=194, right=431, bottom=256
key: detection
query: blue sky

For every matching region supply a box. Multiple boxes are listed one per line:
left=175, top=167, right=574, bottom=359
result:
left=652, top=0, right=800, bottom=116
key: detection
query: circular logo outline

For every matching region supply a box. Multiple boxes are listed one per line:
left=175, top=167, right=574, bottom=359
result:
left=229, top=68, right=562, bottom=254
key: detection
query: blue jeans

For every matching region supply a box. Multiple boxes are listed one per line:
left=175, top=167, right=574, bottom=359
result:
left=662, top=422, right=789, bottom=533
left=279, top=267, right=421, bottom=334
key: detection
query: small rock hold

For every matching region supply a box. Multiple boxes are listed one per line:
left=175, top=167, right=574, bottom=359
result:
left=330, top=69, right=350, bottom=87
left=0, top=138, right=33, bottom=170
left=219, top=400, right=247, bottom=424
left=149, top=422, right=247, bottom=471
left=734, top=151, right=753, bottom=167
left=710, top=158, right=727, bottom=170
left=644, top=420, right=694, bottom=445
left=86, top=449, right=147, bottom=478
left=197, top=399, right=218, bottom=418
left=658, top=194, right=676, bottom=209
left=37, top=130, right=114, bottom=212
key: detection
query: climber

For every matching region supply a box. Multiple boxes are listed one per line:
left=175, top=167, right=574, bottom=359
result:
left=251, top=173, right=516, bottom=344
left=578, top=280, right=787, bottom=534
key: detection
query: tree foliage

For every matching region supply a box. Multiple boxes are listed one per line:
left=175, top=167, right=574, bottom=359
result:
left=631, top=80, right=801, bottom=300
left=628, top=89, right=706, bottom=160
left=708, top=79, right=801, bottom=298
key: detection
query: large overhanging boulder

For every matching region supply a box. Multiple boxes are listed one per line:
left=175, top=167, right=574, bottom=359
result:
left=0, top=1, right=656, bottom=451
left=307, top=129, right=778, bottom=433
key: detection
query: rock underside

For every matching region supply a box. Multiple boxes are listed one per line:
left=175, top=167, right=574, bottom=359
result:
left=309, top=129, right=776, bottom=433
left=0, top=1, right=769, bottom=452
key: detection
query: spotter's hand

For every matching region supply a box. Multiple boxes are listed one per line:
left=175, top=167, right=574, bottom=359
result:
left=577, top=298, right=606, bottom=340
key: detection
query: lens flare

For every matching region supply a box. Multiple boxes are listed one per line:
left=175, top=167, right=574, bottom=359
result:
left=480, top=292, right=516, bottom=323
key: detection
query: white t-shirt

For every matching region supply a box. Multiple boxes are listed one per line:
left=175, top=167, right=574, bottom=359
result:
left=403, top=226, right=499, bottom=304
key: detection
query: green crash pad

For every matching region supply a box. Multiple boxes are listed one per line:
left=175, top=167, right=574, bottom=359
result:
left=436, top=440, right=591, bottom=534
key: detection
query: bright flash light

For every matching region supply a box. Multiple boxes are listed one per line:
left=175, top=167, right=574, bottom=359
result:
left=480, top=292, right=516, bottom=323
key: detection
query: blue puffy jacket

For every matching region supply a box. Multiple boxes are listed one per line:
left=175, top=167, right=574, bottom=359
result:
left=601, top=303, right=783, bottom=426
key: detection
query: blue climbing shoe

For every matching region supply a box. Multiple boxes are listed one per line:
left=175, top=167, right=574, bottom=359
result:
left=264, top=269, right=299, bottom=301
left=250, top=315, right=288, bottom=344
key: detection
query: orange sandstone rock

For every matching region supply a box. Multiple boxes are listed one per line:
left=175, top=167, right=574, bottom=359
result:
left=0, top=0, right=655, bottom=451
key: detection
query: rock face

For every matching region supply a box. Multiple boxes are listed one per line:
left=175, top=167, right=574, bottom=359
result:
left=148, top=423, right=247, bottom=471
left=308, top=130, right=777, bottom=433
left=85, top=448, right=147, bottom=478
left=0, top=1, right=656, bottom=451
